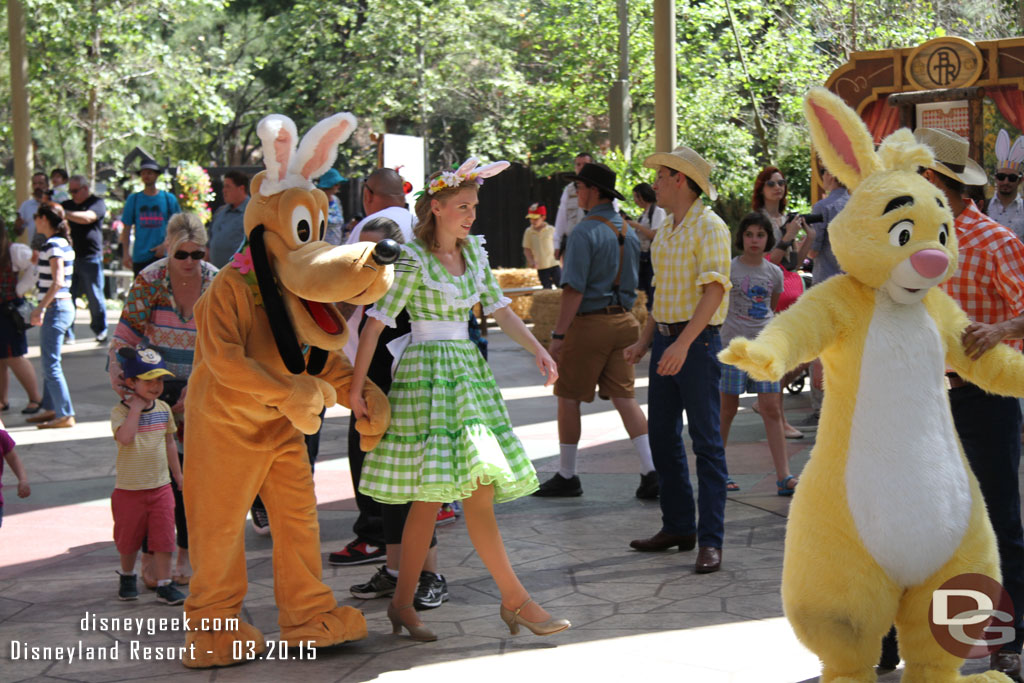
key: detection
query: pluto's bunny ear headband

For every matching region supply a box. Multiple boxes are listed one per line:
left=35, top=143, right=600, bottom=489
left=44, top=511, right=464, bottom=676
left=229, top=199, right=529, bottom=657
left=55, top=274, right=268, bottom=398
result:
left=256, top=113, right=357, bottom=197
left=416, top=157, right=510, bottom=198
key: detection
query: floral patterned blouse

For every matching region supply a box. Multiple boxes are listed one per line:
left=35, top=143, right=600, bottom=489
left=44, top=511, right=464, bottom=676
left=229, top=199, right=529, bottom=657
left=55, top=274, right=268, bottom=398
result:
left=111, top=258, right=219, bottom=380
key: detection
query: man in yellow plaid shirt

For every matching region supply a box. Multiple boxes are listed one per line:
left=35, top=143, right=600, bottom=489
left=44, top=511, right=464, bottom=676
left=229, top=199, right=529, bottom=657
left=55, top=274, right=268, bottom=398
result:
left=624, top=146, right=732, bottom=574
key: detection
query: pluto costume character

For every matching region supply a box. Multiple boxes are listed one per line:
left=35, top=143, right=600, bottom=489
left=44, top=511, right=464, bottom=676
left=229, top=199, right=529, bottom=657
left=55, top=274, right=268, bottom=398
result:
left=721, top=88, right=1024, bottom=681
left=181, top=113, right=397, bottom=668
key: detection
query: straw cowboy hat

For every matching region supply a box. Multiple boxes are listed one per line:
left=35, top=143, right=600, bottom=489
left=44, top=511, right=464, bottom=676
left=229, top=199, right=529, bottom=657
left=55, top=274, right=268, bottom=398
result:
left=913, top=127, right=987, bottom=186
left=643, top=146, right=718, bottom=201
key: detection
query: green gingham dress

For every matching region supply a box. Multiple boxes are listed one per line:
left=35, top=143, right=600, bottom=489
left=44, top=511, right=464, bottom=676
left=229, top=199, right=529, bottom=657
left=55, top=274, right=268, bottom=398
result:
left=358, top=236, right=540, bottom=504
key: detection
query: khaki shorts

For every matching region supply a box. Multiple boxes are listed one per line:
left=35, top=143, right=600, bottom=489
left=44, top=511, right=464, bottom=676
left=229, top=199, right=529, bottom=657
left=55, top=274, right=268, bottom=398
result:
left=554, top=312, right=639, bottom=402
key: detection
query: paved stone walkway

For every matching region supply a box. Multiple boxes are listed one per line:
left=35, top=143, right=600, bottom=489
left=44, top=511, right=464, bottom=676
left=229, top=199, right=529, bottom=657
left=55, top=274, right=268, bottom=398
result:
left=0, top=316, right=1001, bottom=681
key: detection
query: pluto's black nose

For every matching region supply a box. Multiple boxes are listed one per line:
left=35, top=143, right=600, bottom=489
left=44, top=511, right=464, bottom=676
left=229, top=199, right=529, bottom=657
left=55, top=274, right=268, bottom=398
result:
left=372, top=239, right=401, bottom=265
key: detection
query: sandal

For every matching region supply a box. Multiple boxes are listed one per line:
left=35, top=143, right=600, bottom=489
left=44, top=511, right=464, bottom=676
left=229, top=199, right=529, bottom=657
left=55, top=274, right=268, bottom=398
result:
left=22, top=400, right=43, bottom=415
left=777, top=476, right=798, bottom=496
left=726, top=478, right=740, bottom=492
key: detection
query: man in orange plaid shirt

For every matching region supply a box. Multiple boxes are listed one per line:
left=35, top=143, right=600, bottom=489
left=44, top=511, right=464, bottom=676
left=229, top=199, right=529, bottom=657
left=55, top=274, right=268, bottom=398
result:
left=919, top=127, right=1024, bottom=679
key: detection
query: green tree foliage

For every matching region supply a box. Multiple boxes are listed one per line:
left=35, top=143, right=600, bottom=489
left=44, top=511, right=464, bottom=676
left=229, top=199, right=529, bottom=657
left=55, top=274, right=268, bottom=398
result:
left=0, top=0, right=1019, bottom=221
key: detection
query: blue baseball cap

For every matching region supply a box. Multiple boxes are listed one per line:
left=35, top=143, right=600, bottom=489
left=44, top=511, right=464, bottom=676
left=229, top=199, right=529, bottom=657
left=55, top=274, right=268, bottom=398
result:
left=119, top=347, right=174, bottom=380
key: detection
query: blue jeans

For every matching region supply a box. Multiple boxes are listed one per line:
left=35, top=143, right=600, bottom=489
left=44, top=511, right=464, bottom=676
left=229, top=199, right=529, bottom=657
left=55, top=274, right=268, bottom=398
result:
left=70, top=256, right=107, bottom=335
left=950, top=383, right=1024, bottom=652
left=40, top=299, right=75, bottom=419
left=648, top=325, right=727, bottom=548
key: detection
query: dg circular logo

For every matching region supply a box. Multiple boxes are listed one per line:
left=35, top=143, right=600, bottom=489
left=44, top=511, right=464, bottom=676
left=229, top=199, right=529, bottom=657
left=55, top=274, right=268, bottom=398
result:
left=929, top=573, right=1015, bottom=658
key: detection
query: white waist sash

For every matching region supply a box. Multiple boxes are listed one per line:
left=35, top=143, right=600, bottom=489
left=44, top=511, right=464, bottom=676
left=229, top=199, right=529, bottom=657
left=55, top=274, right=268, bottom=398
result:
left=385, top=320, right=469, bottom=378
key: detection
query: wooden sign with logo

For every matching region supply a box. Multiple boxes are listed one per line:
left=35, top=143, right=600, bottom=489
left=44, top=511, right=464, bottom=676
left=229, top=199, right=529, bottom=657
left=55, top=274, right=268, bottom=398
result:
left=906, top=37, right=983, bottom=90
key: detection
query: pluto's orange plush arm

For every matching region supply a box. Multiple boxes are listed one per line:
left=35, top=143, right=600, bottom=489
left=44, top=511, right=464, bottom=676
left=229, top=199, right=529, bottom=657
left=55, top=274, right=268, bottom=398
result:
left=193, top=273, right=335, bottom=435
left=719, top=274, right=864, bottom=381
left=319, top=355, right=391, bottom=452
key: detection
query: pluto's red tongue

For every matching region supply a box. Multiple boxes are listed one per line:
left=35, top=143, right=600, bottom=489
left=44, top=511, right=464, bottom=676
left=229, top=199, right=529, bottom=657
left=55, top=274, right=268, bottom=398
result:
left=305, top=300, right=340, bottom=334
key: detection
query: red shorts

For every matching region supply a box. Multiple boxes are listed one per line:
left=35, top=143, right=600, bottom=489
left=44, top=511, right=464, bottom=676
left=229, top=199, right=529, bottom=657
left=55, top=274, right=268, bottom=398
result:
left=111, top=485, right=175, bottom=554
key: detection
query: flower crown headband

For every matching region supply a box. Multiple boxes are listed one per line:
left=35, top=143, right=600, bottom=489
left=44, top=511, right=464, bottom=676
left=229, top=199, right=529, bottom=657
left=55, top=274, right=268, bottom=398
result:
left=415, top=157, right=510, bottom=198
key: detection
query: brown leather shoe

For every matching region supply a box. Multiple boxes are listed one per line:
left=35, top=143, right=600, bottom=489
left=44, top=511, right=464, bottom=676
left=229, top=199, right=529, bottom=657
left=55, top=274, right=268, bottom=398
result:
left=695, top=546, right=722, bottom=573
left=991, top=651, right=1022, bottom=681
left=37, top=415, right=75, bottom=429
left=629, top=531, right=696, bottom=552
left=26, top=410, right=56, bottom=424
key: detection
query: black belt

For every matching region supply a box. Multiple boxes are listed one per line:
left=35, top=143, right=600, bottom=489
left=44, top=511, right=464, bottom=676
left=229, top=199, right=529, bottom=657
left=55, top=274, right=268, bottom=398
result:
left=578, top=306, right=628, bottom=316
left=656, top=320, right=721, bottom=336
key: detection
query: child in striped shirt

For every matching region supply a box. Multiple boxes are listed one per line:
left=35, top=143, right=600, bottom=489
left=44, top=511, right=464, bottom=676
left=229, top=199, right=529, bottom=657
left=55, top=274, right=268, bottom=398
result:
left=110, top=347, right=185, bottom=605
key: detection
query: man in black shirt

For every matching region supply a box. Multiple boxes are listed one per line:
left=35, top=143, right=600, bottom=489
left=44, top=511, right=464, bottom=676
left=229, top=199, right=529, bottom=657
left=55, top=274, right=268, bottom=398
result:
left=62, top=175, right=108, bottom=343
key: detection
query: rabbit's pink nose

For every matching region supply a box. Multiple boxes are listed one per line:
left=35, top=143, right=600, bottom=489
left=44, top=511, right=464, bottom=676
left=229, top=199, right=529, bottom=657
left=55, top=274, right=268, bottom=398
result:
left=910, top=249, right=949, bottom=278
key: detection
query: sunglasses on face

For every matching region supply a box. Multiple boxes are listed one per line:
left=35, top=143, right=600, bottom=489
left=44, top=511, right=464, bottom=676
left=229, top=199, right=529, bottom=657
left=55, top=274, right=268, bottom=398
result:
left=173, top=250, right=205, bottom=261
left=996, top=173, right=1020, bottom=182
left=765, top=179, right=786, bottom=188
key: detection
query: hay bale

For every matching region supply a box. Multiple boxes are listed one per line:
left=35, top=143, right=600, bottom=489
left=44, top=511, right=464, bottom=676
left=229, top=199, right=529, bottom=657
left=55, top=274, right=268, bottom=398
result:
left=494, top=268, right=540, bottom=320
left=631, top=290, right=648, bottom=328
left=529, top=289, right=561, bottom=347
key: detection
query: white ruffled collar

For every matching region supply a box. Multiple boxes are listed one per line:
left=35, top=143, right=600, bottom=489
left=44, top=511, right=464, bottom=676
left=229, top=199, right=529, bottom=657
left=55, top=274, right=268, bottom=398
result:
left=403, top=235, right=491, bottom=310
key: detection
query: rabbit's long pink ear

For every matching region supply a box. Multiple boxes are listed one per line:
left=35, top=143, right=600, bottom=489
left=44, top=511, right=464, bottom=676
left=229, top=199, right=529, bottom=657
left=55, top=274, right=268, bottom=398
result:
left=257, top=115, right=298, bottom=185
left=804, top=88, right=880, bottom=191
left=294, top=113, right=357, bottom=181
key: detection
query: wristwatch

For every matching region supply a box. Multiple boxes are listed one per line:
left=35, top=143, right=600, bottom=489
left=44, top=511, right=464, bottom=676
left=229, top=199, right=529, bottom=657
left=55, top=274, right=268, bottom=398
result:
left=550, top=331, right=565, bottom=340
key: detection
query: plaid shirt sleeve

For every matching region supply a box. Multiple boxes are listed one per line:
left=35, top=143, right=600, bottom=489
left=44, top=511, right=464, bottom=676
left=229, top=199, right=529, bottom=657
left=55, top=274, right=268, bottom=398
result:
left=992, top=234, right=1024, bottom=317
left=695, top=218, right=733, bottom=293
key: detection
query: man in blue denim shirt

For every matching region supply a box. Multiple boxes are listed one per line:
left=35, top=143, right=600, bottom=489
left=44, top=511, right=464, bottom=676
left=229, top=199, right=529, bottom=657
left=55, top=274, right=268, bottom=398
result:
left=539, top=163, right=655, bottom=500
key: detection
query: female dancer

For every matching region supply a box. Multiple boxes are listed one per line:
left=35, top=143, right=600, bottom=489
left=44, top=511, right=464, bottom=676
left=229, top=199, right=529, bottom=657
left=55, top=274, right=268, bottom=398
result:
left=352, top=159, right=569, bottom=642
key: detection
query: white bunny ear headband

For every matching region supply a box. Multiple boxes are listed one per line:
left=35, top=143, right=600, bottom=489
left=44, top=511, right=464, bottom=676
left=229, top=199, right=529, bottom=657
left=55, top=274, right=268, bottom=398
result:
left=416, top=157, right=511, bottom=198
left=995, top=129, right=1024, bottom=175
left=256, top=113, right=357, bottom=197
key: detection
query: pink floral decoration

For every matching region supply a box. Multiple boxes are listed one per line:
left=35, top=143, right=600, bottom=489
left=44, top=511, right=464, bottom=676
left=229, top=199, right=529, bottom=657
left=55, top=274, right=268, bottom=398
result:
left=231, top=246, right=254, bottom=274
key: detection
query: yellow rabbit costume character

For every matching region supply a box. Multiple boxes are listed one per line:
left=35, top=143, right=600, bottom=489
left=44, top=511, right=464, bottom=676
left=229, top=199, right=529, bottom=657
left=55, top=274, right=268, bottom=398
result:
left=720, top=87, right=1024, bottom=682
left=181, top=113, right=397, bottom=668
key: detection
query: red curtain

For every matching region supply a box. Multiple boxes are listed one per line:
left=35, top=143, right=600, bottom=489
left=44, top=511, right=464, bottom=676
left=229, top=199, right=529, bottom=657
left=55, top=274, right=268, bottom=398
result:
left=861, top=96, right=900, bottom=144
left=990, top=86, right=1024, bottom=133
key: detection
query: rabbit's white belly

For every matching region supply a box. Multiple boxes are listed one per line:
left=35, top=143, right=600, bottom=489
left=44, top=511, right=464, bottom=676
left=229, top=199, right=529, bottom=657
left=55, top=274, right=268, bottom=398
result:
left=845, top=294, right=970, bottom=587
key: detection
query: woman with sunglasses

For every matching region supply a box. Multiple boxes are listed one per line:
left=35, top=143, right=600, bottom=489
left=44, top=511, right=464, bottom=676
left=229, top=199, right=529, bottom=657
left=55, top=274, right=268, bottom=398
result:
left=27, top=203, right=76, bottom=429
left=108, top=211, right=217, bottom=585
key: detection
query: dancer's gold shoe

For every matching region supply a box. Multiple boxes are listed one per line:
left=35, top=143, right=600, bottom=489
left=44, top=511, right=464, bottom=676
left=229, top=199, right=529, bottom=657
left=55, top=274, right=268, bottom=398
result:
left=387, top=602, right=437, bottom=642
left=499, top=598, right=570, bottom=636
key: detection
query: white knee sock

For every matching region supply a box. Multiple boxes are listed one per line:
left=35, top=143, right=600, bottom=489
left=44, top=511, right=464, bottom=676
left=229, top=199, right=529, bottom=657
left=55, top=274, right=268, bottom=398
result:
left=632, top=434, right=655, bottom=474
left=558, top=444, right=578, bottom=479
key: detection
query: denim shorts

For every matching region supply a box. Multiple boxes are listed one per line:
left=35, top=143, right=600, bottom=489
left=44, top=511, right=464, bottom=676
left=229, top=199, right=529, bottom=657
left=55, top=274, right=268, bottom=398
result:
left=719, top=361, right=780, bottom=395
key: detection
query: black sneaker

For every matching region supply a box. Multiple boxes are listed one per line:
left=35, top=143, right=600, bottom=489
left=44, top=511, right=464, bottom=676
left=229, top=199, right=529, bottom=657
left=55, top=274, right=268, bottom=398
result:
left=533, top=473, right=583, bottom=497
left=250, top=504, right=270, bottom=536
left=799, top=411, right=820, bottom=428
left=118, top=573, right=138, bottom=601
left=635, top=471, right=659, bottom=500
left=349, top=565, right=397, bottom=599
left=329, top=539, right=385, bottom=566
left=156, top=583, right=186, bottom=605
left=413, top=572, right=449, bottom=610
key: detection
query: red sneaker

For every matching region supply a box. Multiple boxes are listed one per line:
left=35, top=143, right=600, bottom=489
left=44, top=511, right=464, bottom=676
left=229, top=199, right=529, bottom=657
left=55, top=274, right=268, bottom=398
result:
left=328, top=539, right=385, bottom=566
left=436, top=505, right=457, bottom=527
